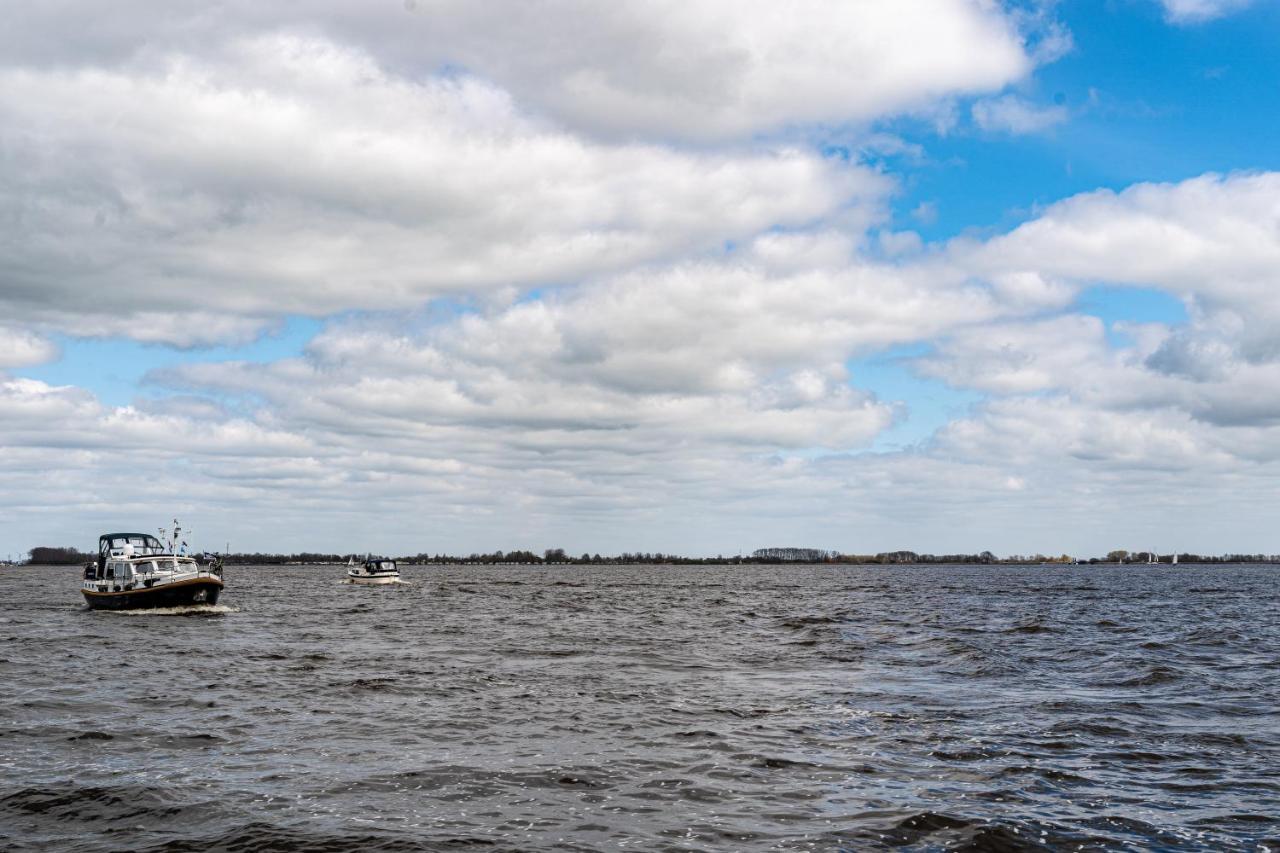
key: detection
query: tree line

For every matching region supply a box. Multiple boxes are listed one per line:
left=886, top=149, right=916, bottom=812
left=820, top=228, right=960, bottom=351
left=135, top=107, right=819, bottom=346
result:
left=24, top=546, right=93, bottom=564
left=17, top=545, right=1280, bottom=566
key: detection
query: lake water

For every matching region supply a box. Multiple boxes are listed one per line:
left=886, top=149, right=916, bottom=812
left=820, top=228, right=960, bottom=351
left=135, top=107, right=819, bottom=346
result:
left=2, top=563, right=1277, bottom=851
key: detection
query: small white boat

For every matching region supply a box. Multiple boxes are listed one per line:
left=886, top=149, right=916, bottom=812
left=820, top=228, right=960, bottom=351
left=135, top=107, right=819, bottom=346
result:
left=346, top=557, right=400, bottom=585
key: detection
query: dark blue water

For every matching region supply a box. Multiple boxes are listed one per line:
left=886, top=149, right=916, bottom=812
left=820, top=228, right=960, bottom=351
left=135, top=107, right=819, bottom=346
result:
left=2, top=563, right=1277, bottom=850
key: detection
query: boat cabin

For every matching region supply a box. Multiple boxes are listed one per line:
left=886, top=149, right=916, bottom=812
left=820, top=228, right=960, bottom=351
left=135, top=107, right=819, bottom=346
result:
left=343, top=555, right=399, bottom=584
left=84, top=532, right=202, bottom=582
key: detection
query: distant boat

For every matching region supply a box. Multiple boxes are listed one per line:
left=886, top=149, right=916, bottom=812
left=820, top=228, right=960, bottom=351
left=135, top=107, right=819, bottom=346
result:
left=346, top=557, right=400, bottom=585
left=1172, top=553, right=1179, bottom=565
left=81, top=522, right=223, bottom=610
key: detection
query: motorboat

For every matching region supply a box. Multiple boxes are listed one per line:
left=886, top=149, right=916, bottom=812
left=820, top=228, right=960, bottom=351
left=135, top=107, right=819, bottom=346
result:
left=82, top=522, right=223, bottom=610
left=346, top=556, right=400, bottom=585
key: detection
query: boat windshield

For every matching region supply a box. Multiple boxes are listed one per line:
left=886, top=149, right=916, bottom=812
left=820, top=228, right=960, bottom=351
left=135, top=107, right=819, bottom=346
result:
left=100, top=534, right=165, bottom=556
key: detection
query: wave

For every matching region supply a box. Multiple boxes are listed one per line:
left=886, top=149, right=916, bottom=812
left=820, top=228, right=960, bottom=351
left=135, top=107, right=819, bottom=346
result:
left=132, top=822, right=449, bottom=853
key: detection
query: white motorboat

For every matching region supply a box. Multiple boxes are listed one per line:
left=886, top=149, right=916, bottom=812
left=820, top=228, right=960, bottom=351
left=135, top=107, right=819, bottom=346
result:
left=346, top=557, right=400, bottom=585
left=82, top=522, right=223, bottom=610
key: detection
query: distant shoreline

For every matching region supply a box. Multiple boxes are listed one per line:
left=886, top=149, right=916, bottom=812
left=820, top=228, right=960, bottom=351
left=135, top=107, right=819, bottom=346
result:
left=14, top=545, right=1279, bottom=568
left=13, top=558, right=1280, bottom=568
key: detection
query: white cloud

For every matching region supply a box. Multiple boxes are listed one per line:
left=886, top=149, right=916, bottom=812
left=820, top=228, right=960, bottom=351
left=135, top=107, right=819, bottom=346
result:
left=960, top=172, right=1280, bottom=360
left=5, top=3, right=1280, bottom=559
left=880, top=170, right=1280, bottom=534
left=0, top=328, right=58, bottom=369
left=438, top=0, right=1033, bottom=141
left=971, top=94, right=1068, bottom=134
left=156, top=247, right=983, bottom=450
left=1159, top=0, right=1254, bottom=24
left=914, top=315, right=1112, bottom=395
left=0, top=35, right=886, bottom=343
left=8, top=169, right=1280, bottom=555
left=0, top=1, right=1035, bottom=141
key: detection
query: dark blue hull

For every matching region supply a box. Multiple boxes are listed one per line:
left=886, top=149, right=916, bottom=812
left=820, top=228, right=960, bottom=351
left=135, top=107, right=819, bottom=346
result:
left=83, top=578, right=223, bottom=610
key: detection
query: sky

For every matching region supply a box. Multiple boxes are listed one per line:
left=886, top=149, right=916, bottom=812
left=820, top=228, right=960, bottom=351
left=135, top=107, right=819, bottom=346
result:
left=2, top=0, right=1279, bottom=559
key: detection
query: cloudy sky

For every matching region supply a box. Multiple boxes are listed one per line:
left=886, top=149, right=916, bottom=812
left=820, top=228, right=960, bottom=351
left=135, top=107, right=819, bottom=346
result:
left=3, top=0, right=1279, bottom=559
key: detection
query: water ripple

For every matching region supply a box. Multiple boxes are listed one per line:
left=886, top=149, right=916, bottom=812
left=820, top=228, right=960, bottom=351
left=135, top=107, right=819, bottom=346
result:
left=1, top=563, right=1277, bottom=850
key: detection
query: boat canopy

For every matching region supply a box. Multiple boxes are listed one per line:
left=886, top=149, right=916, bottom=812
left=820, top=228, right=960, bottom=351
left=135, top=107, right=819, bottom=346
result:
left=363, top=559, right=396, bottom=572
left=98, top=534, right=166, bottom=568
left=100, top=533, right=164, bottom=551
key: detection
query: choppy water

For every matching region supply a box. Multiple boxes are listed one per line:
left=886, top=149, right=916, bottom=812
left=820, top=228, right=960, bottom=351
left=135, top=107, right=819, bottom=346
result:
left=2, top=563, right=1278, bottom=851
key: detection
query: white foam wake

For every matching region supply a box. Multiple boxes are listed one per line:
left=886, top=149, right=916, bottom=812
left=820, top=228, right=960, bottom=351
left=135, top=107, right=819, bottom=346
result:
left=91, top=604, right=237, bottom=616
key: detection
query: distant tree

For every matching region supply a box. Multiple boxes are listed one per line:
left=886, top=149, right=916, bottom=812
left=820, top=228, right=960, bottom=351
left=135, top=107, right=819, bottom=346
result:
left=1107, top=550, right=1129, bottom=562
left=752, top=547, right=833, bottom=562
left=28, top=546, right=92, bottom=565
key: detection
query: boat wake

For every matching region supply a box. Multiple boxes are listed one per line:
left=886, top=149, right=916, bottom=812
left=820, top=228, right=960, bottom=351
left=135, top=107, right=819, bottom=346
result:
left=340, top=578, right=411, bottom=586
left=90, top=603, right=237, bottom=616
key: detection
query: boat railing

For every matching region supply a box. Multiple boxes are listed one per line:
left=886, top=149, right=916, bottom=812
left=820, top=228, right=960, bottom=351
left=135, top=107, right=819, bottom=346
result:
left=83, top=562, right=223, bottom=588
left=132, top=565, right=223, bottom=582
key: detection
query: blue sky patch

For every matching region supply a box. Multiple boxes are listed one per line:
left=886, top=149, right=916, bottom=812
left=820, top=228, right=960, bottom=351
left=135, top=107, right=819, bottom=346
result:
left=879, top=0, right=1280, bottom=242
left=21, top=318, right=322, bottom=407
left=848, top=345, right=982, bottom=451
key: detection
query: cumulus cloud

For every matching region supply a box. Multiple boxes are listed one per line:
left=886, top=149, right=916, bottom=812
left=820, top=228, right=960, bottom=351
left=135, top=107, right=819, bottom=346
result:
left=155, top=247, right=973, bottom=451
left=914, top=315, right=1112, bottom=395
left=882, top=169, right=1280, bottom=533
left=0, top=35, right=887, bottom=344
left=5, top=3, right=1280, bottom=557
left=435, top=0, right=1033, bottom=141
left=0, top=0, right=1034, bottom=141
left=0, top=328, right=58, bottom=369
left=0, top=1, right=1045, bottom=346
left=959, top=172, right=1280, bottom=360
left=9, top=168, right=1280, bottom=553
left=0, top=221, right=1021, bottom=552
